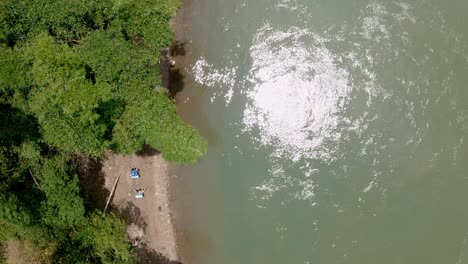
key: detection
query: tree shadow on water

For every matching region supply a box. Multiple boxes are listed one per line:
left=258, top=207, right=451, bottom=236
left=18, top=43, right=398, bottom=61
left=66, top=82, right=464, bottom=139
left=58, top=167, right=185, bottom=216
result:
left=167, top=40, right=188, bottom=98
left=158, top=41, right=187, bottom=97
left=170, top=41, right=187, bottom=57
left=159, top=48, right=171, bottom=89
left=168, top=67, right=185, bottom=98
left=136, top=242, right=182, bottom=264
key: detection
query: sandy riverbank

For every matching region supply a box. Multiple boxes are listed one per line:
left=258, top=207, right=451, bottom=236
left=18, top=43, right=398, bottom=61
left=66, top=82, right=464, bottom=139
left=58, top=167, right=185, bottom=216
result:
left=101, top=150, right=180, bottom=263
left=168, top=1, right=195, bottom=263
left=98, top=1, right=197, bottom=262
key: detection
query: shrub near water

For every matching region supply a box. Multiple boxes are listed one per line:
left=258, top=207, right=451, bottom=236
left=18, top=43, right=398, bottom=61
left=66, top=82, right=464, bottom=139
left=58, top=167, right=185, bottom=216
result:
left=0, top=0, right=207, bottom=162
left=0, top=0, right=206, bottom=262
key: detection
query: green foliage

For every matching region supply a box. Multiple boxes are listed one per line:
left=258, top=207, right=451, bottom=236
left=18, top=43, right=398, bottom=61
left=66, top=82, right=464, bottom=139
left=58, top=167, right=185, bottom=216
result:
left=0, top=0, right=206, bottom=161
left=51, top=212, right=136, bottom=264
left=112, top=121, right=144, bottom=154
left=0, top=0, right=206, bottom=261
left=0, top=45, right=32, bottom=96
left=0, top=191, right=32, bottom=228
left=0, top=149, right=136, bottom=263
left=0, top=104, right=38, bottom=146
left=27, top=34, right=112, bottom=157
left=109, top=0, right=179, bottom=55
left=76, top=212, right=137, bottom=264
left=0, top=147, right=16, bottom=180
left=0, top=146, right=30, bottom=183
left=0, top=0, right=38, bottom=46
left=0, top=0, right=113, bottom=46
left=121, top=90, right=207, bottom=163
left=15, top=141, right=41, bottom=165
left=39, top=156, right=85, bottom=229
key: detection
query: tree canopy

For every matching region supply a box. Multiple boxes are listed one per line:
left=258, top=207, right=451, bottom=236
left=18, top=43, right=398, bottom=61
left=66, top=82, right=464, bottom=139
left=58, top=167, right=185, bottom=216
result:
left=0, top=0, right=207, bottom=162
left=0, top=0, right=206, bottom=262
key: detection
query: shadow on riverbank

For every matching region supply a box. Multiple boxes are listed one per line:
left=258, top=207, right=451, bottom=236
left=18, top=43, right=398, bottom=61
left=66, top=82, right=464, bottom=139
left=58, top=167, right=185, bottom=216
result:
left=136, top=243, right=182, bottom=264
left=136, top=144, right=161, bottom=157
left=117, top=201, right=148, bottom=232
left=118, top=202, right=182, bottom=263
left=74, top=152, right=182, bottom=263
left=73, top=154, right=109, bottom=211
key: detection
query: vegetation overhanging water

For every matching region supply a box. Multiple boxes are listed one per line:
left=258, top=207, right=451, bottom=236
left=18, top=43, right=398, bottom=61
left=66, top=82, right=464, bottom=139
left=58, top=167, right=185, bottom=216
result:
left=0, top=0, right=203, bottom=262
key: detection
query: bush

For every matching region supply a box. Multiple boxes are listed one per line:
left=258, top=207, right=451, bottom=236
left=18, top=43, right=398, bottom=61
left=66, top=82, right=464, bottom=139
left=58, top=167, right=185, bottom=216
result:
left=0, top=0, right=204, bottom=261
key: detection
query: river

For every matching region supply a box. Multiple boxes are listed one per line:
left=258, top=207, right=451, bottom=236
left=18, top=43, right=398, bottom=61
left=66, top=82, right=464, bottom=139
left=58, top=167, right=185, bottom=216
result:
left=171, top=0, right=468, bottom=263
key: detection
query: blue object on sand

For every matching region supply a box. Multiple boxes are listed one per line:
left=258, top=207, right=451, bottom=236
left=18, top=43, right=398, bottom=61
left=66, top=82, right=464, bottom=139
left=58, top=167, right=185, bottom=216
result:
left=135, top=192, right=144, bottom=199
left=130, top=168, right=140, bottom=179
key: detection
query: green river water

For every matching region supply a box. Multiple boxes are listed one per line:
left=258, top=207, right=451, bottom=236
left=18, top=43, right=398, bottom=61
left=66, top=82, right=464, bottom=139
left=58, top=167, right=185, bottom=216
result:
left=171, top=1, right=468, bottom=263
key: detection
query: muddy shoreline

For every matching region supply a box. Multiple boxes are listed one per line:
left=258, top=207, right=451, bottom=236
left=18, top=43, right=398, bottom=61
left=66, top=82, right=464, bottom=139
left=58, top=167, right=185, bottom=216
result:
left=97, top=2, right=195, bottom=262
left=168, top=0, right=195, bottom=262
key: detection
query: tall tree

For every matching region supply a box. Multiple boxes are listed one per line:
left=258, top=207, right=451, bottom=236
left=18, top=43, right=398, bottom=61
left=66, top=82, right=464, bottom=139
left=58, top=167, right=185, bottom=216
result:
left=28, top=34, right=112, bottom=157
left=0, top=0, right=207, bottom=261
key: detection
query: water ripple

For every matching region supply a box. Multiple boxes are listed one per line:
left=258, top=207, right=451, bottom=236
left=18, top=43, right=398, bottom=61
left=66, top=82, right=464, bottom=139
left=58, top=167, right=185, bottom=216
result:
left=243, top=24, right=351, bottom=163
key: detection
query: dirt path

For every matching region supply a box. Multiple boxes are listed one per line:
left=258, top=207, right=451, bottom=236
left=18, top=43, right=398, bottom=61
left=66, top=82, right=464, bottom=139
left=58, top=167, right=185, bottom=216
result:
left=101, top=150, right=179, bottom=263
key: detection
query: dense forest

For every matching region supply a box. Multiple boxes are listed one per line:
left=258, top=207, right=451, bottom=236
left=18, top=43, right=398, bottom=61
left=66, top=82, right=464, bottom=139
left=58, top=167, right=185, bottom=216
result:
left=0, top=0, right=206, bottom=262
